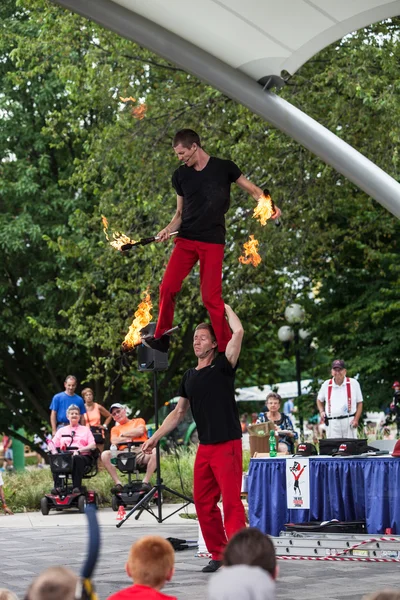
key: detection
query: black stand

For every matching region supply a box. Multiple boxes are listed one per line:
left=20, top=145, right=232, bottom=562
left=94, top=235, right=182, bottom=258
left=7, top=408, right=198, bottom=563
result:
left=117, top=332, right=193, bottom=527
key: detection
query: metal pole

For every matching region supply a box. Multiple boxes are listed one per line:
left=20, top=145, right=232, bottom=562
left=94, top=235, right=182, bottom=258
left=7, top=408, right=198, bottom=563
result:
left=153, top=370, right=163, bottom=522
left=294, top=330, right=304, bottom=439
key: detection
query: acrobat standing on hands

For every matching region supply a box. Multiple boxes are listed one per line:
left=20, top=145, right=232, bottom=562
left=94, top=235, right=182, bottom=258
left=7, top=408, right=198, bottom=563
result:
left=142, top=129, right=281, bottom=352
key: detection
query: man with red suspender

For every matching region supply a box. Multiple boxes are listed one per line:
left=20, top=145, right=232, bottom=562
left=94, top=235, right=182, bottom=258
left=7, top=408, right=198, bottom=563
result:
left=141, top=128, right=280, bottom=353
left=317, top=359, right=364, bottom=438
left=142, top=305, right=245, bottom=573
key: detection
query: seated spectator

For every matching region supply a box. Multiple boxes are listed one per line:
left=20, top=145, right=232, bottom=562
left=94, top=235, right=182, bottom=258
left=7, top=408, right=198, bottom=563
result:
left=208, top=527, right=277, bottom=600
left=0, top=471, right=13, bottom=515
left=106, top=535, right=176, bottom=600
left=101, top=404, right=156, bottom=493
left=24, top=566, right=78, bottom=600
left=49, top=405, right=96, bottom=494
left=81, top=387, right=112, bottom=451
left=0, top=590, right=18, bottom=600
left=257, top=393, right=297, bottom=453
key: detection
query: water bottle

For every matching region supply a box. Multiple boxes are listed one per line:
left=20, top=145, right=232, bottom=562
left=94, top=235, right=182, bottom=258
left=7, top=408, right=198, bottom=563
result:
left=269, top=430, right=277, bottom=457
left=110, top=444, right=118, bottom=465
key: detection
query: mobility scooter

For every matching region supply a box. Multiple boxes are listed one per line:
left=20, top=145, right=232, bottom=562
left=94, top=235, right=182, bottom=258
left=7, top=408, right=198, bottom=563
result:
left=40, top=434, right=99, bottom=515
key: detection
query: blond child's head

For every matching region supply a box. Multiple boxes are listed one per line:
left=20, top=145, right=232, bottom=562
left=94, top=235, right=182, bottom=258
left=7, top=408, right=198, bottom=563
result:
left=126, top=536, right=174, bottom=590
left=0, top=590, right=19, bottom=600
left=24, top=567, right=78, bottom=600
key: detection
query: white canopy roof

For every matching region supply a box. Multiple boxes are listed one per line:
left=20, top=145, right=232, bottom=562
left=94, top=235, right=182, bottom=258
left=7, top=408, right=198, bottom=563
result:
left=111, top=0, right=400, bottom=82
left=236, top=379, right=313, bottom=401
left=55, top=0, right=400, bottom=218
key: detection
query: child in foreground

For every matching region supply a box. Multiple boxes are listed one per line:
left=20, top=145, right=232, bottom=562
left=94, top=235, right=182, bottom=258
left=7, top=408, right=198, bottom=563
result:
left=107, top=536, right=177, bottom=600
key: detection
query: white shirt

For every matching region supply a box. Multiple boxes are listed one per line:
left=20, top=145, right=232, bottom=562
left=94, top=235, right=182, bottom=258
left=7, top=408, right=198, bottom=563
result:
left=317, top=377, right=363, bottom=417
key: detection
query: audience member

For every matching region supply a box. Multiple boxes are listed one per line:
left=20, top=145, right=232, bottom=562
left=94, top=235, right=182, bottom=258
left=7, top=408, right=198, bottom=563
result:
left=317, top=359, right=363, bottom=438
left=363, top=592, right=400, bottom=600
left=106, top=535, right=176, bottom=600
left=50, top=375, right=86, bottom=435
left=49, top=405, right=96, bottom=493
left=0, top=590, right=18, bottom=600
left=2, top=435, right=13, bottom=471
left=81, top=387, right=112, bottom=451
left=0, top=471, right=13, bottom=515
left=24, top=567, right=78, bottom=600
left=208, top=527, right=277, bottom=600
left=257, top=393, right=297, bottom=453
left=223, top=527, right=278, bottom=577
left=102, top=404, right=156, bottom=493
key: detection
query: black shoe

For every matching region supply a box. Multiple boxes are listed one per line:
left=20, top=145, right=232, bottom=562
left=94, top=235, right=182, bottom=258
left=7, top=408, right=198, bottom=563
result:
left=112, top=483, right=124, bottom=493
left=140, top=482, right=152, bottom=492
left=141, top=334, right=170, bottom=353
left=50, top=488, right=58, bottom=495
left=202, top=560, right=222, bottom=573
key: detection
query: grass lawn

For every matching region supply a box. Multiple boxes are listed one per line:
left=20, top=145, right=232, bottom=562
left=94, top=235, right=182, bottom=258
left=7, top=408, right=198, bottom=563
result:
left=2, top=448, right=251, bottom=513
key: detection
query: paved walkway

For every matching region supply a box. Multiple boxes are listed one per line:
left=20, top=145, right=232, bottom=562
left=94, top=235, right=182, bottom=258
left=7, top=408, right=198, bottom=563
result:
left=1, top=507, right=400, bottom=600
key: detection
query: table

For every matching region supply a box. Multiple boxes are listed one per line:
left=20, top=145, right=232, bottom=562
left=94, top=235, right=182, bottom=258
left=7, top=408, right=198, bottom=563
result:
left=248, top=456, right=400, bottom=536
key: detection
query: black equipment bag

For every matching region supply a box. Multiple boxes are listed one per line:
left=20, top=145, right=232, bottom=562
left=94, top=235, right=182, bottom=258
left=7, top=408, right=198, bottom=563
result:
left=90, top=426, right=104, bottom=445
left=319, top=438, right=369, bottom=456
left=49, top=452, right=74, bottom=473
left=284, top=520, right=366, bottom=534
left=117, top=452, right=137, bottom=473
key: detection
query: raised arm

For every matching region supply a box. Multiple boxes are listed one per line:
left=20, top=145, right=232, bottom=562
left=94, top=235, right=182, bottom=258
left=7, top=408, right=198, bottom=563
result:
left=157, top=195, right=183, bottom=242
left=224, top=304, right=244, bottom=368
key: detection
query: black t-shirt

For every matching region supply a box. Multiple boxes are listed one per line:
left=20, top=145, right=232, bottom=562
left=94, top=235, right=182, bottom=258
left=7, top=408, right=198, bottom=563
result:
left=171, top=157, right=242, bottom=245
left=178, top=353, right=242, bottom=445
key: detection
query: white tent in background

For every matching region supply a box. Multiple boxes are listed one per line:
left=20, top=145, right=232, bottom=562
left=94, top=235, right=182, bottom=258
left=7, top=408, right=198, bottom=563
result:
left=54, top=0, right=400, bottom=219
left=236, top=379, right=313, bottom=402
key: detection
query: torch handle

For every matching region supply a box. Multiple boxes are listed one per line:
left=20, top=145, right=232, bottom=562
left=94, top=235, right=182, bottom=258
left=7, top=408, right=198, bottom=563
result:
left=121, top=231, right=178, bottom=251
left=264, top=189, right=281, bottom=228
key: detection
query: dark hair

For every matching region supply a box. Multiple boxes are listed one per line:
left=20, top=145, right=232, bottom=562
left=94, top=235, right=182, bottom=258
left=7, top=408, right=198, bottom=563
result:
left=195, top=323, right=216, bottom=343
left=266, top=392, right=281, bottom=403
left=173, top=129, right=201, bottom=149
left=223, top=528, right=276, bottom=577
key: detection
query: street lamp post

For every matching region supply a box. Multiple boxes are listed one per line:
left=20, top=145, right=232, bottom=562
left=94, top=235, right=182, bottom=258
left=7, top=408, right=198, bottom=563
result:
left=278, top=304, right=310, bottom=439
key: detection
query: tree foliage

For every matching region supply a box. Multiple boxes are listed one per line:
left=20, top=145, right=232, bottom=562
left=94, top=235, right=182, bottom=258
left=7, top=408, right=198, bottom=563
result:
left=1, top=1, right=400, bottom=439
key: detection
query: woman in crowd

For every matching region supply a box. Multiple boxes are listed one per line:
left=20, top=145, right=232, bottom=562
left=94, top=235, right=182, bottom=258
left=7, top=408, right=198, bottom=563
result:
left=81, top=387, right=112, bottom=451
left=50, top=404, right=96, bottom=493
left=257, top=392, right=298, bottom=453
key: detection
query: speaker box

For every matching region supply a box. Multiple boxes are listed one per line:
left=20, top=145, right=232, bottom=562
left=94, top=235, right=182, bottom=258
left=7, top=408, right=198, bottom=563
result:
left=137, top=322, right=169, bottom=371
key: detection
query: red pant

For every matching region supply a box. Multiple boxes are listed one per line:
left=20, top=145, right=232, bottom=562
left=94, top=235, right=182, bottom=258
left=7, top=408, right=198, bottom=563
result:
left=194, top=439, right=246, bottom=560
left=154, top=238, right=232, bottom=352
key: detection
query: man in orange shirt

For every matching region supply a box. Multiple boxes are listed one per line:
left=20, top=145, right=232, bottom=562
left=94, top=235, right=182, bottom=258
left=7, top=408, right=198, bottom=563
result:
left=101, top=404, right=156, bottom=492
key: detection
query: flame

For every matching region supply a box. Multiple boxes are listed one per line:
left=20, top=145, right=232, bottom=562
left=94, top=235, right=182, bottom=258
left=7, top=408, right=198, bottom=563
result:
left=131, top=103, right=147, bottom=120
left=120, top=96, right=136, bottom=103
left=122, top=291, right=153, bottom=350
left=239, top=235, right=261, bottom=268
left=101, top=215, right=137, bottom=251
left=253, top=193, right=274, bottom=226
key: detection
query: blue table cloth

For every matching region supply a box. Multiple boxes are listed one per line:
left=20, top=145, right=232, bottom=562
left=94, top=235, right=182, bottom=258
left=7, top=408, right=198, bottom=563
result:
left=248, top=456, right=400, bottom=536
